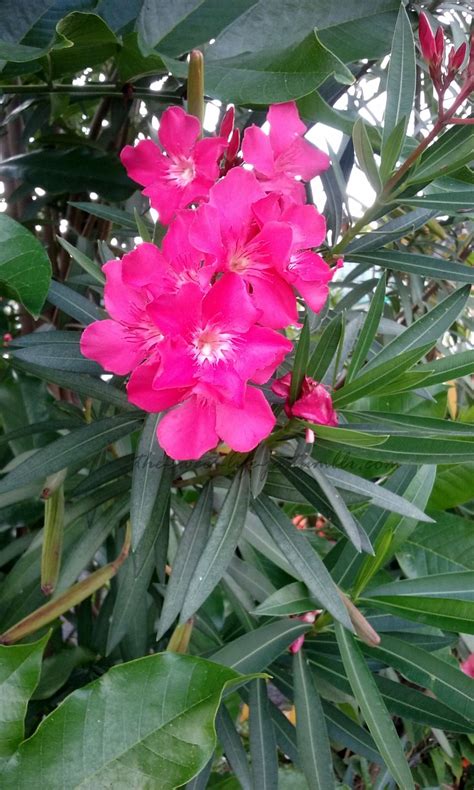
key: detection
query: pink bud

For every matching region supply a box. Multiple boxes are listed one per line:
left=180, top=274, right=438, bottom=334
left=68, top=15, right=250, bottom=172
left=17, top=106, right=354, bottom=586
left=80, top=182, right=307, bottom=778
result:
left=227, top=127, right=240, bottom=162
left=461, top=654, right=474, bottom=678
left=419, top=13, right=436, bottom=62
left=289, top=634, right=306, bottom=654
left=305, top=427, right=315, bottom=445
left=434, top=26, right=444, bottom=63
left=452, top=42, right=467, bottom=70
left=3, top=333, right=12, bottom=343
left=219, top=106, right=235, bottom=139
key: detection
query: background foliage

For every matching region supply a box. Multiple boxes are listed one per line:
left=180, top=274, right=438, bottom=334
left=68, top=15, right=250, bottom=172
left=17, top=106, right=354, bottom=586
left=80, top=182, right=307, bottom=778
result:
left=0, top=1, right=473, bottom=788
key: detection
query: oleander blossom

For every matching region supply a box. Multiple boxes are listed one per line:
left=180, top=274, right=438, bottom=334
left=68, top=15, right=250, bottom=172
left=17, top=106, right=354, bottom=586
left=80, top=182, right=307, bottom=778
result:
left=460, top=654, right=474, bottom=679
left=242, top=101, right=330, bottom=202
left=120, top=106, right=227, bottom=224
left=271, top=373, right=338, bottom=426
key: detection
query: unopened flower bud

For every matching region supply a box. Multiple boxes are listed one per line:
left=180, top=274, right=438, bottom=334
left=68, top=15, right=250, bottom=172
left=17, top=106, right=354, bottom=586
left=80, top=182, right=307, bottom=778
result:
left=219, top=106, right=235, bottom=139
left=419, top=13, right=436, bottom=62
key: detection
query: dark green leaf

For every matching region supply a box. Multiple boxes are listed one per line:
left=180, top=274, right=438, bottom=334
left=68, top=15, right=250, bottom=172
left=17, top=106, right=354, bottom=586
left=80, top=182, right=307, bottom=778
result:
left=346, top=273, right=386, bottom=382
left=10, top=341, right=102, bottom=375
left=290, top=315, right=310, bottom=404
left=363, top=595, right=474, bottom=634
left=353, top=118, right=382, bottom=193
left=394, top=191, right=474, bottom=212
left=69, top=201, right=154, bottom=231
left=406, top=125, right=474, bottom=185
left=350, top=250, right=474, bottom=284
left=0, top=214, right=51, bottom=318
left=307, top=313, right=343, bottom=381
left=47, top=280, right=105, bottom=324
left=56, top=236, right=105, bottom=284
left=130, top=413, right=166, bottom=551
left=249, top=679, right=279, bottom=790
left=382, top=4, right=415, bottom=153
left=254, top=581, right=317, bottom=617
left=216, top=706, right=252, bottom=790
left=212, top=619, right=310, bottom=675
left=428, top=464, right=474, bottom=510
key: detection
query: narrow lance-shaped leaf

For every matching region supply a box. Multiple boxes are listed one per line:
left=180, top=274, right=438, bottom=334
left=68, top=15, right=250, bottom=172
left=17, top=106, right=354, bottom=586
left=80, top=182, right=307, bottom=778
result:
left=290, top=314, right=310, bottom=404
left=2, top=653, right=254, bottom=790
left=293, top=649, right=336, bottom=789
left=382, top=4, right=415, bottom=155
left=249, top=679, right=279, bottom=790
left=353, top=118, right=382, bottom=194
left=346, top=273, right=386, bottom=383
left=253, top=494, right=352, bottom=629
left=350, top=250, right=474, bottom=285
left=47, top=280, right=105, bottom=325
left=56, top=236, right=105, bottom=285
left=307, top=312, right=343, bottom=381
left=361, top=595, right=474, bottom=634
left=157, top=483, right=213, bottom=640
left=212, top=619, right=310, bottom=675
left=130, top=413, right=166, bottom=551
left=41, top=482, right=65, bottom=595
left=180, top=468, right=250, bottom=623
left=335, top=623, right=415, bottom=790
left=216, top=705, right=252, bottom=790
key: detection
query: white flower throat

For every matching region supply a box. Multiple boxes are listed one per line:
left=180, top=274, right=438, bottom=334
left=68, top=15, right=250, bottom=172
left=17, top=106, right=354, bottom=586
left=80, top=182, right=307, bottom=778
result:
left=192, top=324, right=234, bottom=365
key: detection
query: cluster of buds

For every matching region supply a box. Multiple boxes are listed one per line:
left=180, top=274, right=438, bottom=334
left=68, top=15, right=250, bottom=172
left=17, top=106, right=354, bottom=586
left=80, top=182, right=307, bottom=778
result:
left=418, top=13, right=473, bottom=120
left=218, top=106, right=241, bottom=174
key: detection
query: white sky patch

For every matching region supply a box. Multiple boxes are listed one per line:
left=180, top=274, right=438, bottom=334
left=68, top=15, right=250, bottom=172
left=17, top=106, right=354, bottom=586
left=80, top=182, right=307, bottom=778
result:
left=203, top=100, right=221, bottom=132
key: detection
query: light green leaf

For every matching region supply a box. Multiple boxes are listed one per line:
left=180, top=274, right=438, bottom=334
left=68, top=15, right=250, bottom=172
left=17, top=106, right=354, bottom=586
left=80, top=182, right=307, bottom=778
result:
left=353, top=118, right=382, bottom=194
left=0, top=214, right=51, bottom=318
left=406, top=125, right=474, bottom=185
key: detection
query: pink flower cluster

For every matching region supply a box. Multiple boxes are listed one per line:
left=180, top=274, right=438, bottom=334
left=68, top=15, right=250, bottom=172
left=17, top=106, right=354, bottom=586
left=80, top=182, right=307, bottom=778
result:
left=81, top=102, right=337, bottom=459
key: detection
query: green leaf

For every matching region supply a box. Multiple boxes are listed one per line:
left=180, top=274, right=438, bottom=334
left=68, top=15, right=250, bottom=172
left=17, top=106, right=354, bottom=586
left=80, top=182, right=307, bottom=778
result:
left=0, top=214, right=51, bottom=318
left=315, top=434, right=474, bottom=465
left=253, top=494, right=352, bottom=628
left=353, top=118, right=382, bottom=194
left=293, top=650, right=335, bottom=790
left=157, top=483, right=213, bottom=640
left=254, top=581, right=317, bottom=617
left=346, top=273, right=386, bottom=382
left=47, top=280, right=105, bottom=324
left=347, top=208, right=437, bottom=253
left=0, top=148, right=133, bottom=202
left=130, top=413, right=166, bottom=551
left=249, top=679, right=279, bottom=789
left=367, top=570, right=474, bottom=600
left=164, top=30, right=353, bottom=105
left=10, top=341, right=102, bottom=375
left=0, top=633, right=49, bottom=761
left=366, top=285, right=470, bottom=370
left=215, top=705, right=252, bottom=790
left=307, top=313, right=343, bottom=381
left=3, top=653, right=251, bottom=789
left=49, top=12, right=120, bottom=78
left=350, top=250, right=474, bottom=284
left=332, top=343, right=433, bottom=408
left=363, top=595, right=474, bottom=634
left=429, top=463, right=474, bottom=509
left=0, top=414, right=143, bottom=495
left=69, top=201, right=154, bottom=232
left=394, top=191, right=474, bottom=212
left=250, top=443, right=271, bottom=500
left=344, top=411, right=474, bottom=437
left=180, top=469, right=250, bottom=623
left=305, top=424, right=388, bottom=447
left=379, top=116, right=406, bottom=182
left=335, top=624, right=415, bottom=789
left=421, top=351, right=474, bottom=386
left=406, top=125, right=474, bottom=185
left=382, top=4, right=415, bottom=154
left=56, top=236, right=105, bottom=285
left=363, top=634, right=474, bottom=725
left=290, top=315, right=310, bottom=404
left=212, top=619, right=311, bottom=675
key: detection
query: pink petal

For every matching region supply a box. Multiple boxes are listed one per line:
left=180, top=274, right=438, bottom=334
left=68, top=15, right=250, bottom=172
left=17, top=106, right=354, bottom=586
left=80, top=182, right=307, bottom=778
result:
left=241, top=126, right=275, bottom=176
left=208, top=167, right=264, bottom=234
left=202, top=273, right=259, bottom=333
left=80, top=320, right=143, bottom=375
left=276, top=137, right=330, bottom=181
left=194, top=136, right=227, bottom=180
left=120, top=139, right=164, bottom=187
left=271, top=373, right=291, bottom=399
left=189, top=203, right=225, bottom=261
left=152, top=339, right=198, bottom=390
left=158, top=106, right=200, bottom=157
left=253, top=221, right=293, bottom=270
left=143, top=180, right=183, bottom=225
left=148, top=283, right=202, bottom=336
left=236, top=326, right=292, bottom=384
left=215, top=386, right=275, bottom=452
left=251, top=194, right=282, bottom=226
left=460, top=654, right=474, bottom=679
left=292, top=383, right=338, bottom=426
left=283, top=203, right=326, bottom=248
left=247, top=272, right=298, bottom=329
left=157, top=395, right=219, bottom=460
left=199, top=364, right=246, bottom=407
left=268, top=102, right=306, bottom=155
left=127, top=360, right=189, bottom=411
left=103, top=259, right=143, bottom=323
left=121, top=243, right=169, bottom=291
left=296, top=277, right=330, bottom=313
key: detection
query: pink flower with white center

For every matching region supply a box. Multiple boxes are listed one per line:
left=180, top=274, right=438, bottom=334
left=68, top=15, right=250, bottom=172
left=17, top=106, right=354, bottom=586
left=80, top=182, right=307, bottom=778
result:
left=189, top=168, right=298, bottom=328
left=242, top=101, right=330, bottom=202
left=80, top=244, right=170, bottom=375
left=120, top=106, right=227, bottom=224
left=252, top=193, right=333, bottom=313
left=127, top=273, right=292, bottom=460
left=272, top=373, right=338, bottom=426
left=461, top=654, right=474, bottom=679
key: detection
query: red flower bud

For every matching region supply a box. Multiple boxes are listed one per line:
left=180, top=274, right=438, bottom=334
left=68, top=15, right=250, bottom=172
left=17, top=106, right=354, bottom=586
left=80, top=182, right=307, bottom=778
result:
left=419, top=12, right=436, bottom=62
left=219, top=106, right=235, bottom=139
left=453, top=42, right=467, bottom=71
left=227, top=127, right=240, bottom=162
left=434, top=26, right=444, bottom=63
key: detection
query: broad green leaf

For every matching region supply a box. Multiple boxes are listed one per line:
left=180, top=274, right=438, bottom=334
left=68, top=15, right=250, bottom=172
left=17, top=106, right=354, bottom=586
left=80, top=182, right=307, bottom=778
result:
left=293, top=650, right=335, bottom=789
left=353, top=118, right=382, bottom=193
left=130, top=413, right=166, bottom=551
left=332, top=343, right=433, bottom=408
left=382, top=4, right=415, bottom=153
left=50, top=12, right=120, bottom=77
left=215, top=706, right=252, bottom=790
left=429, top=463, right=474, bottom=509
left=0, top=148, right=133, bottom=202
left=3, top=653, right=250, bottom=789
left=0, top=214, right=51, bottom=318
left=367, top=570, right=474, bottom=601
left=363, top=595, right=474, bottom=634
left=0, top=633, right=49, bottom=761
left=212, top=619, right=310, bottom=675
left=180, top=469, right=250, bottom=622
left=290, top=315, right=310, bottom=404
left=254, top=581, right=317, bottom=617
left=394, top=191, right=474, bottom=212
left=307, top=312, right=343, bottom=381
left=253, top=494, right=352, bottom=628
left=365, top=285, right=470, bottom=371
left=107, top=464, right=172, bottom=653
left=157, top=483, right=213, bottom=640
left=346, top=274, right=386, bottom=382
left=406, top=125, right=474, bottom=185
left=56, top=236, right=105, bottom=284
left=335, top=624, right=415, bottom=790
left=47, top=280, right=105, bottom=324
left=164, top=30, right=353, bottom=105
left=249, top=679, right=279, bottom=790
left=0, top=414, right=143, bottom=495
left=362, top=634, right=474, bottom=724
left=350, top=250, right=474, bottom=284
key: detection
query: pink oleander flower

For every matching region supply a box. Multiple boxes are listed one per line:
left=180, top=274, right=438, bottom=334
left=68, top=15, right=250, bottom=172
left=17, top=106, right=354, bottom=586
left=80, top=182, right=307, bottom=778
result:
left=271, top=373, right=338, bottom=426
left=127, top=273, right=292, bottom=460
left=252, top=193, right=334, bottom=313
left=242, top=101, right=330, bottom=202
left=189, top=167, right=298, bottom=328
left=461, top=654, right=474, bottom=679
left=120, top=106, right=227, bottom=224
left=289, top=610, right=320, bottom=654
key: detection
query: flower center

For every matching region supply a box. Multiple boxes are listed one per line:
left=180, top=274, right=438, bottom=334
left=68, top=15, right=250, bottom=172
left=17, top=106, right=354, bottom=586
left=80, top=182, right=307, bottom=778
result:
left=192, top=324, right=234, bottom=365
left=167, top=156, right=196, bottom=186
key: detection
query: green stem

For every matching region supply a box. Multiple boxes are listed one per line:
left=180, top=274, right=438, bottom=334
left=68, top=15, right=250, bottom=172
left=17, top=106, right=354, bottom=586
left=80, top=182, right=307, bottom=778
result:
left=0, top=83, right=179, bottom=100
